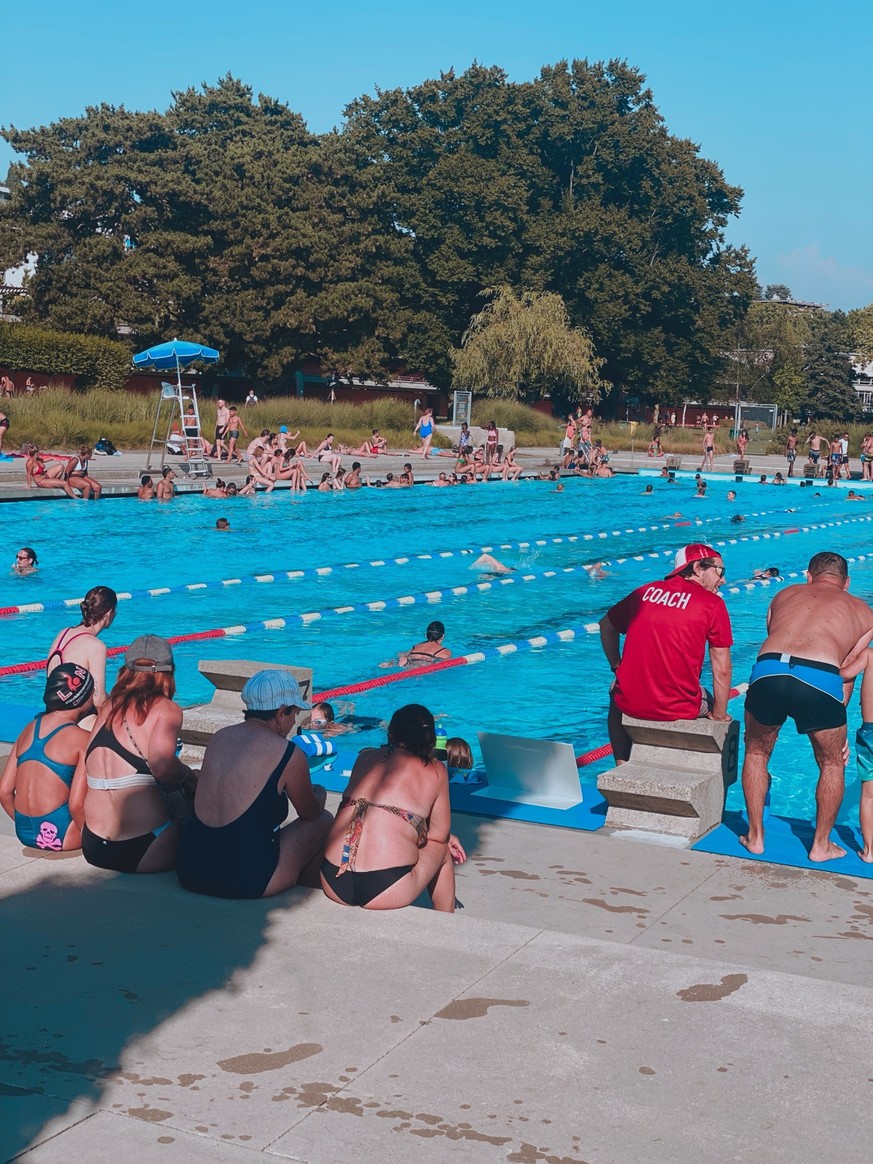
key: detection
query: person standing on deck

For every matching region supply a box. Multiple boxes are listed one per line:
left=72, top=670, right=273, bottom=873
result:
left=785, top=429, right=798, bottom=477
left=739, top=551, right=873, bottom=862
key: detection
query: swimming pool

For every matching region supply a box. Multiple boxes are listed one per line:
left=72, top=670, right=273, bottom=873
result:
left=2, top=477, right=871, bottom=825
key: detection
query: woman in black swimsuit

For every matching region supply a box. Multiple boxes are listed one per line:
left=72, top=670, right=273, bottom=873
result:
left=176, top=670, right=332, bottom=899
left=321, top=703, right=466, bottom=911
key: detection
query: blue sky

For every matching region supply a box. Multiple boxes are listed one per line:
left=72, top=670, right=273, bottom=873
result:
left=3, top=0, right=871, bottom=311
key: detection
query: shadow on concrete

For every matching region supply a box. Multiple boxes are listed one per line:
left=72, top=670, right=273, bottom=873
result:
left=0, top=869, right=289, bottom=1161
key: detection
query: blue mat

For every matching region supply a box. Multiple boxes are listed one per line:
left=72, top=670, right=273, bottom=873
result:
left=449, top=773, right=607, bottom=830
left=312, top=752, right=608, bottom=831
left=693, top=809, right=873, bottom=877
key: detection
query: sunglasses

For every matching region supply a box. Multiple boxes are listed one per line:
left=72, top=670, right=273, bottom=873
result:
left=702, top=563, right=725, bottom=577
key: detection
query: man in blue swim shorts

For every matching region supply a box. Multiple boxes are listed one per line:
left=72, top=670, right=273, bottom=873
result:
left=740, top=551, right=873, bottom=862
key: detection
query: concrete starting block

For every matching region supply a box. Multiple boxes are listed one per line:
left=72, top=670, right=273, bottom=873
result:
left=181, top=659, right=314, bottom=748
left=597, top=715, right=739, bottom=841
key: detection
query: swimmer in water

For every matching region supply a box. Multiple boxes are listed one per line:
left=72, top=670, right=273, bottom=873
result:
left=215, top=517, right=231, bottom=531
left=12, top=546, right=38, bottom=575
left=471, top=553, right=514, bottom=576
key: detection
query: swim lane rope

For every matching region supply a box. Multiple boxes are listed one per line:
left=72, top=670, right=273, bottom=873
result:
left=0, top=503, right=811, bottom=618
left=2, top=515, right=872, bottom=680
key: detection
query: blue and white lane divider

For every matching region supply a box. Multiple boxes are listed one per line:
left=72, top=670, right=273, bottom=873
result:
left=577, top=514, right=873, bottom=578
left=0, top=504, right=807, bottom=618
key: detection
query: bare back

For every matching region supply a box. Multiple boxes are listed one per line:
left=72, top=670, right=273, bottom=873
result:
left=760, top=578, right=873, bottom=671
left=324, top=746, right=449, bottom=871
left=47, top=627, right=108, bottom=705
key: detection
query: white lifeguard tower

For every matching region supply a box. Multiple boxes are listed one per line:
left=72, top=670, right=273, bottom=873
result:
left=146, top=381, right=212, bottom=478
left=132, top=339, right=220, bottom=479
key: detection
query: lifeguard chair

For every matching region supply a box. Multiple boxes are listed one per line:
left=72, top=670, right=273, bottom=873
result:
left=146, top=382, right=212, bottom=478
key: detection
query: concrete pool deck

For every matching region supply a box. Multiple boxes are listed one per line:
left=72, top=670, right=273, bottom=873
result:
left=2, top=799, right=873, bottom=1163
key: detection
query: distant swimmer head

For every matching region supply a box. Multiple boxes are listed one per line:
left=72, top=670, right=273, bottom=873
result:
left=426, top=620, right=446, bottom=642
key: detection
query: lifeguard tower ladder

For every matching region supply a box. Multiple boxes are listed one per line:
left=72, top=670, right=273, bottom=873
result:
left=146, top=382, right=212, bottom=478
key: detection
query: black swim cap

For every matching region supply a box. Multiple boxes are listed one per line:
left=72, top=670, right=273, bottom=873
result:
left=44, top=664, right=95, bottom=710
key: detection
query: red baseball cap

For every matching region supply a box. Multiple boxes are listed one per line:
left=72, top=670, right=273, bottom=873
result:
left=665, top=543, right=720, bottom=578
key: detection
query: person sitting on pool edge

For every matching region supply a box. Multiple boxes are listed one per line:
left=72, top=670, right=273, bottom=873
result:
left=0, top=664, right=95, bottom=852
left=176, top=670, right=332, bottom=899
left=70, top=635, right=197, bottom=875
left=320, top=703, right=466, bottom=911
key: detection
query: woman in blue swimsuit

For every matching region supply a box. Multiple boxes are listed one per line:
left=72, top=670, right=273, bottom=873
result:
left=0, top=664, right=95, bottom=851
left=412, top=407, right=435, bottom=458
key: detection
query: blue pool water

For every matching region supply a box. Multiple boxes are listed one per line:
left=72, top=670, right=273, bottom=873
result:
left=2, top=477, right=871, bottom=825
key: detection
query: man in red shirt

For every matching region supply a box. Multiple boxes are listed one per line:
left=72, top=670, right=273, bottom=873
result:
left=599, top=544, right=733, bottom=762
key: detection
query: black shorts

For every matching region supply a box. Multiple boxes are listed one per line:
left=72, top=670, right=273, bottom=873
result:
left=745, top=656, right=846, bottom=735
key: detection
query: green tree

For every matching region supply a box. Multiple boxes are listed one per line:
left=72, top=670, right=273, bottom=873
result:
left=799, top=314, right=859, bottom=421
left=0, top=77, right=419, bottom=383
left=847, top=303, right=873, bottom=363
left=343, top=59, right=756, bottom=403
left=451, top=286, right=606, bottom=409
left=762, top=283, right=792, bottom=301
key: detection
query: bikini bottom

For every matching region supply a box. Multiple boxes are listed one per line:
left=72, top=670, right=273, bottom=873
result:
left=81, top=820, right=172, bottom=873
left=320, top=858, right=413, bottom=907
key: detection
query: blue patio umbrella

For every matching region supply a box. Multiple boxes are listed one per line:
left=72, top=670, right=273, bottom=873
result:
left=132, top=338, right=220, bottom=390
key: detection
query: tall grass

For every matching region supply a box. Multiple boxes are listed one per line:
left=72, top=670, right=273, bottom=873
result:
left=6, top=389, right=863, bottom=455
left=2, top=389, right=564, bottom=451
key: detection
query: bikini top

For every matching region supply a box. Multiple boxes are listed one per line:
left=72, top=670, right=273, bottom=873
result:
left=85, top=719, right=154, bottom=790
left=47, top=628, right=92, bottom=670
left=16, top=714, right=78, bottom=787
left=406, top=645, right=450, bottom=664
left=336, top=796, right=428, bottom=876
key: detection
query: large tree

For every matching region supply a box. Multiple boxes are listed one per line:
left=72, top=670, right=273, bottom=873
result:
left=452, top=286, right=606, bottom=410
left=0, top=77, right=417, bottom=383
left=2, top=62, right=757, bottom=393
left=344, top=59, right=757, bottom=402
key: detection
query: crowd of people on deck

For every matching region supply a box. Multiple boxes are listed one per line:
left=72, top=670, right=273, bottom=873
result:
left=5, top=535, right=873, bottom=897
left=7, top=394, right=873, bottom=891
left=0, top=588, right=470, bottom=909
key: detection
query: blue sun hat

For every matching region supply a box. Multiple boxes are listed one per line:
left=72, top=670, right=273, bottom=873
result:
left=279, top=425, right=288, bottom=433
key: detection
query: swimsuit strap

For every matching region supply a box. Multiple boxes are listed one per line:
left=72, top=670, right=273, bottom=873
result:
left=336, top=797, right=429, bottom=875
left=47, top=627, right=91, bottom=668
left=122, top=716, right=147, bottom=761
left=16, top=714, right=80, bottom=786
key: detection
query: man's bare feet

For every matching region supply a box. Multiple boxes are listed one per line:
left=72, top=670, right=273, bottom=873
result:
left=739, top=833, right=765, bottom=855
left=808, top=840, right=846, bottom=862
left=860, top=847, right=873, bottom=863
